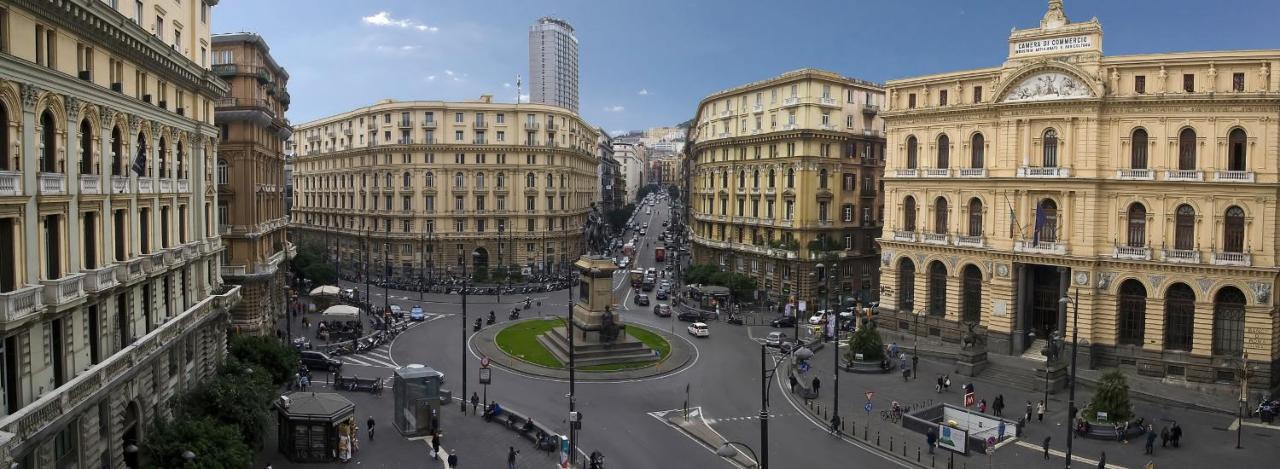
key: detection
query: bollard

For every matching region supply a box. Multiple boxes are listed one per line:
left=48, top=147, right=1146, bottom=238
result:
left=889, top=436, right=894, bottom=451
left=902, top=443, right=906, bottom=457
left=842, top=418, right=847, bottom=432
left=823, top=407, right=827, bottom=420
left=877, top=431, right=881, bottom=445
left=917, top=447, right=921, bottom=462
left=864, top=424, right=868, bottom=440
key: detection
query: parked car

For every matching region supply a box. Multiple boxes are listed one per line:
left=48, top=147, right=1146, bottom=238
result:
left=677, top=310, right=704, bottom=322
left=634, top=294, right=651, bottom=306
left=808, top=311, right=830, bottom=325
left=409, top=306, right=426, bottom=321
left=653, top=304, right=672, bottom=317
left=300, top=351, right=342, bottom=372
left=687, top=322, right=710, bottom=338
left=765, top=331, right=789, bottom=348
left=770, top=315, right=796, bottom=328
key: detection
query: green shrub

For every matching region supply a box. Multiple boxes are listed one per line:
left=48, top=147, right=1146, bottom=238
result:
left=1084, top=369, right=1133, bottom=423
left=143, top=415, right=254, bottom=469
left=846, top=322, right=884, bottom=362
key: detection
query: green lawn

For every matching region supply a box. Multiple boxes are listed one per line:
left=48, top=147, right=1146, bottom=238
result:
left=494, top=319, right=673, bottom=372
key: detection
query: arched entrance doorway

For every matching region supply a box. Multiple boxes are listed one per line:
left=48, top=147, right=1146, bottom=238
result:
left=472, top=247, right=489, bottom=273
left=122, top=401, right=141, bottom=468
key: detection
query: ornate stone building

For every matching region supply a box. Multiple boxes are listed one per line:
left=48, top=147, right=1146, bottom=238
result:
left=879, top=0, right=1279, bottom=391
left=212, top=33, right=292, bottom=336
left=290, top=97, right=600, bottom=278
left=688, top=68, right=886, bottom=306
left=0, top=0, right=240, bottom=466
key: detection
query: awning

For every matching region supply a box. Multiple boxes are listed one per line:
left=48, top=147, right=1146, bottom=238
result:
left=310, top=285, right=342, bottom=297
left=320, top=305, right=361, bottom=320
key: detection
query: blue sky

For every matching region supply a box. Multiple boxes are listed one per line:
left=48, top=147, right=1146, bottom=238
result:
left=214, top=0, right=1280, bottom=134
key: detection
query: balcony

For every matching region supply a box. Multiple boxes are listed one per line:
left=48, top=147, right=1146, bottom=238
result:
left=921, top=232, right=950, bottom=245
left=218, top=224, right=232, bottom=235
left=78, top=174, right=102, bottom=194
left=1212, top=251, right=1251, bottom=266
left=717, top=132, right=730, bottom=139
left=1214, top=170, right=1254, bottom=183
left=765, top=187, right=776, bottom=194
left=523, top=122, right=540, bottom=131
left=818, top=97, right=839, bottom=107
left=220, top=265, right=247, bottom=277
left=862, top=104, right=880, bottom=115
left=718, top=109, right=733, bottom=118
left=144, top=252, right=166, bottom=274
left=124, top=258, right=146, bottom=282
left=893, top=169, right=918, bottom=178
left=783, top=124, right=798, bottom=131
left=41, top=273, right=85, bottom=306
left=83, top=266, right=119, bottom=293
left=366, top=122, right=376, bottom=130
left=418, top=120, right=437, bottom=129
left=752, top=104, right=763, bottom=113
left=163, top=247, right=182, bottom=266
left=862, top=129, right=884, bottom=138
left=111, top=175, right=130, bottom=193
left=398, top=120, right=413, bottom=129
left=473, top=121, right=489, bottom=129
left=1017, top=166, right=1070, bottom=178
left=472, top=138, right=488, bottom=145
left=1164, top=169, right=1203, bottom=182
left=891, top=230, right=917, bottom=242
left=39, top=173, right=67, bottom=195
left=0, top=284, right=43, bottom=324
left=922, top=168, right=951, bottom=178
left=956, top=168, right=987, bottom=178
left=955, top=235, right=985, bottom=248
left=1162, top=248, right=1200, bottom=264
left=177, top=179, right=190, bottom=192
left=343, top=128, right=353, bottom=137
left=137, top=178, right=154, bottom=193
left=159, top=179, right=173, bottom=193
left=819, top=124, right=837, bottom=131
left=1115, top=168, right=1154, bottom=180
left=782, top=97, right=802, bottom=107
left=0, top=170, right=22, bottom=196
left=1014, top=239, right=1066, bottom=255
left=1112, top=245, right=1152, bottom=260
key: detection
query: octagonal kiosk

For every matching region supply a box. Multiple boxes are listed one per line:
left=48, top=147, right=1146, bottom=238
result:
left=393, top=364, right=447, bottom=436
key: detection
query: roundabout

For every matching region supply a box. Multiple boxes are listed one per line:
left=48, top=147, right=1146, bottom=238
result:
left=471, top=317, right=696, bottom=381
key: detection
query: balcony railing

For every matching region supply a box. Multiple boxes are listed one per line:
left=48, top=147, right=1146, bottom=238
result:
left=894, top=169, right=918, bottom=177
left=921, top=232, right=950, bottom=245
left=922, top=168, right=951, bottom=178
left=145, top=252, right=166, bottom=274
left=783, top=124, right=798, bottom=131
left=1115, top=168, right=1154, bottom=180
left=1112, top=245, right=1152, bottom=260
left=473, top=121, right=489, bottom=129
left=862, top=104, right=880, bottom=114
left=955, top=235, right=985, bottom=248
left=218, top=224, right=232, bottom=235
left=41, top=273, right=85, bottom=306
left=752, top=104, right=763, bottom=113
left=1214, top=170, right=1255, bottom=183
left=177, top=179, right=190, bottom=192
left=1162, top=248, right=1200, bottom=264
left=1017, top=166, right=1070, bottom=178
left=137, top=178, right=154, bottom=193
left=782, top=97, right=802, bottom=106
left=1014, top=239, right=1066, bottom=255
left=159, top=179, right=173, bottom=193
left=39, top=173, right=67, bottom=195
left=0, top=171, right=22, bottom=196
left=111, top=175, right=130, bottom=193
left=0, top=284, right=44, bottom=324
left=83, top=266, right=119, bottom=293
left=124, top=258, right=146, bottom=282
left=818, top=97, right=838, bottom=107
left=957, top=168, right=987, bottom=178
left=891, top=230, right=917, bottom=242
left=1164, top=169, right=1203, bottom=181
left=78, top=174, right=101, bottom=194
left=1212, top=251, right=1251, bottom=266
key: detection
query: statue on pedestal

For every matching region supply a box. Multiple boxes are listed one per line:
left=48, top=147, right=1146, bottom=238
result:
left=599, top=306, right=620, bottom=343
left=961, top=321, right=986, bottom=351
left=582, top=203, right=608, bottom=256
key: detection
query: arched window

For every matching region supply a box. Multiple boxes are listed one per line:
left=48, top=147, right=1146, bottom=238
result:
left=903, top=196, right=917, bottom=232
left=1178, top=128, right=1196, bottom=170
left=1126, top=203, right=1146, bottom=247
left=1130, top=129, right=1148, bottom=169
left=156, top=136, right=167, bottom=177
left=1212, top=287, right=1246, bottom=356
left=384, top=173, right=392, bottom=187
left=175, top=141, right=185, bottom=179
left=933, top=197, right=948, bottom=234
left=1228, top=128, right=1247, bottom=171
left=1174, top=205, right=1195, bottom=250
left=737, top=170, right=745, bottom=187
left=961, top=265, right=982, bottom=322
left=216, top=159, right=228, bottom=185
left=546, top=173, right=553, bottom=188
left=475, top=172, right=486, bottom=189
left=425, top=172, right=435, bottom=187
left=928, top=261, right=947, bottom=317
left=1036, top=199, right=1058, bottom=244
left=818, top=169, right=828, bottom=189
left=721, top=171, right=728, bottom=188
left=786, top=168, right=795, bottom=188
left=752, top=170, right=760, bottom=188
left=936, top=134, right=950, bottom=169
left=1117, top=279, right=1146, bottom=346
left=0, top=102, right=9, bottom=171
left=111, top=127, right=123, bottom=176
left=454, top=172, right=465, bottom=188
left=1042, top=129, right=1058, bottom=167
left=496, top=172, right=505, bottom=188
left=1164, top=283, right=1196, bottom=352
left=768, top=169, right=776, bottom=187
left=970, top=133, right=985, bottom=169
left=403, top=172, right=412, bottom=187
left=967, top=198, right=983, bottom=237
left=40, top=111, right=58, bottom=173
left=1223, top=206, right=1245, bottom=253
left=906, top=136, right=918, bottom=169
left=526, top=172, right=535, bottom=187
left=135, top=132, right=147, bottom=176
left=897, top=258, right=915, bottom=313
left=79, top=119, right=93, bottom=175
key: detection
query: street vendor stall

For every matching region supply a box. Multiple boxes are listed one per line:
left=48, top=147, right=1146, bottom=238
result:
left=309, top=285, right=342, bottom=310
left=275, top=392, right=356, bottom=463
left=317, top=305, right=363, bottom=342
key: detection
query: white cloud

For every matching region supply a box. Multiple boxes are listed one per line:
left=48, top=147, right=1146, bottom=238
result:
left=638, top=88, right=649, bottom=96
left=400, top=45, right=417, bottom=51
left=503, top=83, right=512, bottom=88
left=519, top=94, right=530, bottom=102
left=362, top=11, right=438, bottom=32
left=444, top=70, right=455, bottom=76
left=426, top=75, right=437, bottom=81
left=603, top=105, right=625, bottom=112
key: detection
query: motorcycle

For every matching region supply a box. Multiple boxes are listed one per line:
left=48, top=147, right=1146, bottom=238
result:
left=726, top=315, right=744, bottom=326
left=509, top=309, right=520, bottom=320
left=473, top=318, right=482, bottom=332
left=524, top=298, right=532, bottom=310
left=486, top=312, right=496, bottom=325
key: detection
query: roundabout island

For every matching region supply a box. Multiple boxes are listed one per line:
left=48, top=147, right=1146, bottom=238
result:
left=472, top=317, right=695, bottom=381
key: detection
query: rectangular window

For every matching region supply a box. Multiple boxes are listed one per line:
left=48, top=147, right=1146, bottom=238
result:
left=1134, top=75, right=1146, bottom=94
left=134, top=1, right=143, bottom=25
left=1183, top=74, right=1194, bottom=92
left=973, top=86, right=983, bottom=103
left=455, top=112, right=463, bottom=123
left=842, top=205, right=853, bottom=222
left=908, top=93, right=916, bottom=108
left=1232, top=72, right=1245, bottom=92
left=938, top=89, right=948, bottom=106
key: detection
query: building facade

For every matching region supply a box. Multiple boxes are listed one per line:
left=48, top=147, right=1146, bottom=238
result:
left=0, top=0, right=241, bottom=466
left=878, top=0, right=1280, bottom=391
left=211, top=33, right=292, bottom=336
left=596, top=131, right=621, bottom=212
left=290, top=97, right=601, bottom=278
left=613, top=141, right=648, bottom=203
left=529, top=17, right=579, bottom=113
left=688, top=68, right=886, bottom=306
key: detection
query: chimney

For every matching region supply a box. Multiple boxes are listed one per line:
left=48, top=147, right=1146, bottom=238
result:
left=479, top=94, right=493, bottom=103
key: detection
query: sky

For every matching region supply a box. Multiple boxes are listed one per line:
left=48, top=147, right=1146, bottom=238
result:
left=213, top=0, right=1280, bottom=134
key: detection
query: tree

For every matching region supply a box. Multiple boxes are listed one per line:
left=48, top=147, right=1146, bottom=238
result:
left=666, top=185, right=681, bottom=201
left=302, top=263, right=337, bottom=285
left=712, top=272, right=757, bottom=302
left=683, top=264, right=720, bottom=285
left=606, top=204, right=636, bottom=232
left=228, top=334, right=299, bottom=386
left=845, top=322, right=885, bottom=362
left=1084, top=369, right=1134, bottom=423
left=180, top=357, right=277, bottom=447
left=143, top=415, right=254, bottom=469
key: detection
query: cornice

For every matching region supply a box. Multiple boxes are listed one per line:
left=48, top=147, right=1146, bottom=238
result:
left=690, top=129, right=884, bottom=152
left=295, top=142, right=596, bottom=162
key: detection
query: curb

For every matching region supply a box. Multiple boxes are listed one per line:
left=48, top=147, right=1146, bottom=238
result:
left=472, top=319, right=696, bottom=381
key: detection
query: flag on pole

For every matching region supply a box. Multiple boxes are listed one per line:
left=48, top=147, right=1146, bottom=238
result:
left=131, top=137, right=147, bottom=177
left=1032, top=204, right=1046, bottom=247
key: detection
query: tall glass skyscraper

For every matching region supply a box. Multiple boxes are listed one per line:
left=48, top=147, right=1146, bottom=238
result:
left=529, top=17, right=580, bottom=113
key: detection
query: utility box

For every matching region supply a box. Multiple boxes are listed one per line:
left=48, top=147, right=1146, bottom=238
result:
left=393, top=364, right=445, bottom=437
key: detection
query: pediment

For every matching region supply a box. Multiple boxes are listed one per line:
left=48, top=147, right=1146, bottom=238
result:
left=1001, top=71, right=1093, bottom=103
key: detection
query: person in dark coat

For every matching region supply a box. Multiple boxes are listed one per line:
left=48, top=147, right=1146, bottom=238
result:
left=1042, top=435, right=1051, bottom=459
left=926, top=427, right=937, bottom=454
left=431, top=432, right=441, bottom=459
left=1160, top=426, right=1170, bottom=448
left=366, top=416, right=375, bottom=441
left=812, top=376, right=821, bottom=395
left=1170, top=421, right=1182, bottom=447
left=1144, top=424, right=1157, bottom=455
left=1098, top=451, right=1106, bottom=468
left=470, top=392, right=480, bottom=414
left=993, top=394, right=1005, bottom=417
left=447, top=450, right=458, bottom=466
left=789, top=375, right=799, bottom=393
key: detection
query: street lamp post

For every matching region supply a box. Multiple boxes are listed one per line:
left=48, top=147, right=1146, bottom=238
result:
left=1238, top=350, right=1250, bottom=449
left=716, top=442, right=760, bottom=468
left=753, top=342, right=814, bottom=469
left=1060, top=289, right=1080, bottom=469
left=567, top=273, right=579, bottom=467
left=461, top=251, right=477, bottom=413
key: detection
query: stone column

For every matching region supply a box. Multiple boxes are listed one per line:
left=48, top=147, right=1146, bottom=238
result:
left=1012, top=263, right=1028, bottom=353
left=65, top=95, right=81, bottom=275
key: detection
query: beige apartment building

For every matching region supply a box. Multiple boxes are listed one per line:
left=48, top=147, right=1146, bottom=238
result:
left=688, top=68, right=886, bottom=306
left=0, top=0, right=240, bottom=467
left=290, top=97, right=601, bottom=278
left=878, top=0, right=1280, bottom=391
left=212, top=33, right=292, bottom=336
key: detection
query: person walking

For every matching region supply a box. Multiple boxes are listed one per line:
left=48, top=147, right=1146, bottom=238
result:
left=935, top=375, right=944, bottom=393
left=1037, top=400, right=1046, bottom=422
left=447, top=449, right=458, bottom=467
left=507, top=446, right=519, bottom=469
left=912, top=355, right=919, bottom=379
left=1098, top=451, right=1107, bottom=469
left=789, top=375, right=799, bottom=393
left=470, top=392, right=480, bottom=415
left=1170, top=421, right=1182, bottom=447
left=366, top=416, right=375, bottom=441
left=926, top=427, right=937, bottom=454
left=1042, top=435, right=1051, bottom=460
left=993, top=395, right=1005, bottom=417
left=812, top=376, right=821, bottom=397
left=1025, top=401, right=1034, bottom=423
left=1160, top=425, right=1170, bottom=448
left=978, top=399, right=988, bottom=413
left=1144, top=424, right=1157, bottom=455
left=431, top=431, right=441, bottom=460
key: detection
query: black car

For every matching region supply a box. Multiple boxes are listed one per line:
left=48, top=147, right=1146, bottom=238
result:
left=677, top=310, right=704, bottom=322
left=770, top=315, right=796, bottom=328
left=656, top=290, right=669, bottom=300
left=299, top=351, right=342, bottom=372
left=634, top=294, right=651, bottom=306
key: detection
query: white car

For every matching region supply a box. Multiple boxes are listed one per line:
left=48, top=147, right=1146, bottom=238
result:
left=687, top=322, right=710, bottom=337
left=808, top=311, right=830, bottom=325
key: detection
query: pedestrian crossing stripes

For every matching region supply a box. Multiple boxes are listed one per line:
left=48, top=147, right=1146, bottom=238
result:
left=703, top=413, right=794, bottom=424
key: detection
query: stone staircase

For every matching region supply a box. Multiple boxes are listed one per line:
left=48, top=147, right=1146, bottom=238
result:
left=1021, top=338, right=1048, bottom=362
left=978, top=354, right=1045, bottom=393
left=536, top=326, right=657, bottom=367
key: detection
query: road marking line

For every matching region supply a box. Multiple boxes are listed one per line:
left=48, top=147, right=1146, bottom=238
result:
left=1012, top=440, right=1128, bottom=468
left=1227, top=418, right=1280, bottom=432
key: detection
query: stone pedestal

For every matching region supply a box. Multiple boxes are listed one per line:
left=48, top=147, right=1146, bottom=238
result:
left=955, top=348, right=990, bottom=377
left=539, top=255, right=654, bottom=367
left=1037, top=360, right=1069, bottom=394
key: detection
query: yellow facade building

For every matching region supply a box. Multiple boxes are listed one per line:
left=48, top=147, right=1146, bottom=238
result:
left=688, top=69, right=886, bottom=306
left=290, top=97, right=601, bottom=278
left=879, top=0, right=1279, bottom=390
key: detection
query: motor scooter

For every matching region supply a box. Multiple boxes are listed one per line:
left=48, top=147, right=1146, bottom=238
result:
left=509, top=309, right=521, bottom=320
left=726, top=315, right=744, bottom=326
left=486, top=311, right=496, bottom=325
left=473, top=318, right=482, bottom=332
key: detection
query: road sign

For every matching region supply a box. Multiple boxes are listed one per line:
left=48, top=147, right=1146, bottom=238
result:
left=964, top=392, right=976, bottom=408
left=864, top=402, right=873, bottom=413
left=865, top=391, right=875, bottom=401
left=481, top=356, right=491, bottom=368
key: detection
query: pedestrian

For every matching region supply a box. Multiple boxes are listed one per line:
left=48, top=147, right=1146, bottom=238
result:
left=1114, top=421, right=1123, bottom=443
left=912, top=355, right=919, bottom=379
left=926, top=427, right=937, bottom=454
left=431, top=431, right=441, bottom=459
left=507, top=446, right=519, bottom=469
left=470, top=392, right=480, bottom=414
left=935, top=375, right=944, bottom=393
left=1037, top=401, right=1045, bottom=422
left=1026, top=401, right=1033, bottom=423
left=1170, top=421, right=1182, bottom=448
left=1042, top=435, right=1051, bottom=460
left=994, top=395, right=1005, bottom=417
left=812, top=376, right=821, bottom=396
left=998, top=420, right=1007, bottom=441
left=789, top=375, right=799, bottom=393
left=366, top=416, right=375, bottom=441
left=1098, top=451, right=1106, bottom=469
left=1122, top=420, right=1130, bottom=444
left=447, top=449, right=458, bottom=467
left=1144, top=424, right=1157, bottom=455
